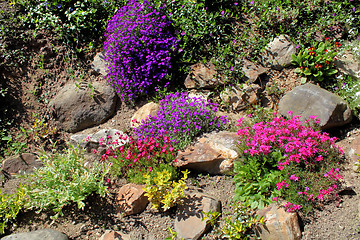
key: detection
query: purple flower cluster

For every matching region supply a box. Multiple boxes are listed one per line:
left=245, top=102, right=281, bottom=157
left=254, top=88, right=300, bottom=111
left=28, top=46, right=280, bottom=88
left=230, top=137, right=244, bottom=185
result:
left=104, top=0, right=178, bottom=102
left=134, top=92, right=228, bottom=149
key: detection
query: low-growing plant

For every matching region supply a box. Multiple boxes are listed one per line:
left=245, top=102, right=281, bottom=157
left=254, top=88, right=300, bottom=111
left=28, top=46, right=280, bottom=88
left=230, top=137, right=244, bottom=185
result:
left=104, top=0, right=178, bottom=102
left=0, top=187, right=26, bottom=234
left=221, top=201, right=265, bottom=240
left=333, top=75, right=360, bottom=119
left=291, top=38, right=340, bottom=83
left=235, top=113, right=344, bottom=214
left=24, top=144, right=110, bottom=219
left=134, top=92, right=228, bottom=149
left=143, top=168, right=189, bottom=211
left=99, top=133, right=177, bottom=183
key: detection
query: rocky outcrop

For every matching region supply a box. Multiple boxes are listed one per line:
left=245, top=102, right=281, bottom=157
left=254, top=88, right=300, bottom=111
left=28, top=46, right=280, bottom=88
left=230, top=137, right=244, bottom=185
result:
left=256, top=204, right=302, bottom=240
left=49, top=82, right=117, bottom=133
left=116, top=184, right=149, bottom=216
left=240, top=59, right=268, bottom=83
left=184, top=62, right=224, bottom=89
left=335, top=50, right=360, bottom=78
left=175, top=131, right=238, bottom=174
left=90, top=51, right=107, bottom=76
left=278, top=83, right=352, bottom=129
left=130, top=102, right=160, bottom=128
left=175, top=192, right=221, bottom=240
left=2, top=153, right=42, bottom=176
left=263, top=35, right=296, bottom=70
left=220, top=83, right=261, bottom=111
left=1, top=229, right=68, bottom=240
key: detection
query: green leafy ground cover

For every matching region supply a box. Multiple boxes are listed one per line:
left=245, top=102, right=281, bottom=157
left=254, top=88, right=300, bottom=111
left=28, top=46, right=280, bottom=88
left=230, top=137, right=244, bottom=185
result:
left=1, top=0, right=360, bottom=238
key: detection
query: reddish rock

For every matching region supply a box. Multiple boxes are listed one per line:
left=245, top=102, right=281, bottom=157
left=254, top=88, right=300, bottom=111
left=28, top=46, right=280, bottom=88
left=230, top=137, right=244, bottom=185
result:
left=241, top=59, right=267, bottom=83
left=116, top=184, right=149, bottom=216
left=99, top=231, right=124, bottom=240
left=2, top=153, right=43, bottom=176
left=184, top=62, right=224, bottom=89
left=256, top=203, right=301, bottom=240
left=130, top=102, right=160, bottom=128
left=175, top=131, right=238, bottom=174
left=220, top=83, right=261, bottom=111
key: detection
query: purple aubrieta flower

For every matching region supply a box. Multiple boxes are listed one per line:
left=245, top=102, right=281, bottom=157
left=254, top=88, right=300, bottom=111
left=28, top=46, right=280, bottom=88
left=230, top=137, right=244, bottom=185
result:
left=57, top=3, right=61, bottom=8
left=250, top=1, right=254, bottom=5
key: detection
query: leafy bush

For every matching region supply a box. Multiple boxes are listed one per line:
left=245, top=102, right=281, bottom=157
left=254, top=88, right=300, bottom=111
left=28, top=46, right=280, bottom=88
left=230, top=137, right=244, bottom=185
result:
left=235, top=114, right=344, bottom=213
left=104, top=0, right=178, bottom=102
left=100, top=133, right=177, bottom=183
left=24, top=145, right=109, bottom=219
left=18, top=0, right=123, bottom=47
left=134, top=92, right=228, bottom=149
left=292, top=38, right=339, bottom=83
left=143, top=168, right=189, bottom=211
left=0, top=187, right=26, bottom=234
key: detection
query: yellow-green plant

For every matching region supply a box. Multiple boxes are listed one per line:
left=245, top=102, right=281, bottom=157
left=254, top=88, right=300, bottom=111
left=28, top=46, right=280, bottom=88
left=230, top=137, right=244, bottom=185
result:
left=143, top=169, right=189, bottom=211
left=0, top=187, right=26, bottom=234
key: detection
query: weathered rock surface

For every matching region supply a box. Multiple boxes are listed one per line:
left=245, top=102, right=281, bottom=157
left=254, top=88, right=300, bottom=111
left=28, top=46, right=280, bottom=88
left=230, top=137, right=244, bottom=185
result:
left=70, top=129, right=129, bottom=153
left=184, top=62, right=224, bottom=89
left=335, top=50, right=360, bottom=78
left=256, top=203, right=302, bottom=240
left=116, top=183, right=149, bottom=216
left=175, top=192, right=221, bottom=240
left=90, top=51, right=107, bottom=76
left=130, top=102, right=160, bottom=128
left=175, top=131, right=238, bottom=174
left=240, top=59, right=267, bottom=83
left=263, top=35, right=296, bottom=70
left=220, top=83, right=261, bottom=111
left=2, top=153, right=42, bottom=176
left=99, top=230, right=128, bottom=240
left=278, top=83, right=352, bottom=129
left=49, top=81, right=117, bottom=133
left=1, top=229, right=68, bottom=240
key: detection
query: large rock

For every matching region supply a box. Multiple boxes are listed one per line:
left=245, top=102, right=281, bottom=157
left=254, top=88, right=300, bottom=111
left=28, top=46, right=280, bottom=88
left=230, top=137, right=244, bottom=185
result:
left=130, top=102, right=160, bottom=128
left=240, top=59, right=267, bottom=83
left=175, top=131, right=238, bottom=174
left=255, top=204, right=301, bottom=240
left=278, top=83, right=352, bottom=129
left=184, top=62, right=224, bottom=89
left=90, top=51, right=107, bottom=76
left=70, top=129, right=129, bottom=153
left=263, top=35, right=296, bottom=70
left=1, top=229, right=68, bottom=240
left=175, top=192, right=221, bottom=240
left=116, top=183, right=149, bottom=216
left=2, top=153, right=42, bottom=176
left=335, top=50, right=360, bottom=78
left=220, top=83, right=261, bottom=111
left=49, top=81, right=117, bottom=133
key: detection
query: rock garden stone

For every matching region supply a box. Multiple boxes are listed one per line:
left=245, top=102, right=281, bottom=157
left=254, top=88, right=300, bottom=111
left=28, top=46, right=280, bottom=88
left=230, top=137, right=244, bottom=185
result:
left=240, top=59, right=267, bottom=83
left=99, top=230, right=127, bottom=240
left=1, top=229, right=68, bottom=240
left=263, top=35, right=296, bottom=70
left=220, top=83, right=261, bottom=111
left=49, top=81, right=117, bottom=133
left=2, top=153, right=42, bottom=176
left=184, top=62, right=224, bottom=89
left=70, top=129, right=129, bottom=153
left=335, top=50, right=360, bottom=78
left=255, top=203, right=302, bottom=240
left=90, top=51, right=107, bottom=76
left=278, top=83, right=352, bottom=129
left=116, top=183, right=149, bottom=216
left=130, top=102, right=160, bottom=128
left=175, top=131, right=238, bottom=174
left=175, top=192, right=221, bottom=240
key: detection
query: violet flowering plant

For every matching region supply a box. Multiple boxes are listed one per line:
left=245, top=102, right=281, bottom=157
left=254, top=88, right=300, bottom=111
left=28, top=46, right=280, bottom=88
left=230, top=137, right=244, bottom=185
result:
left=134, top=92, right=228, bottom=150
left=104, top=0, right=178, bottom=102
left=236, top=112, right=344, bottom=214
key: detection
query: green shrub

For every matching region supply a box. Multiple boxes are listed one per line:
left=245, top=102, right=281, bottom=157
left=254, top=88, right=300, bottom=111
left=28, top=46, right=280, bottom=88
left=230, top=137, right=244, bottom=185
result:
left=24, top=144, right=109, bottom=219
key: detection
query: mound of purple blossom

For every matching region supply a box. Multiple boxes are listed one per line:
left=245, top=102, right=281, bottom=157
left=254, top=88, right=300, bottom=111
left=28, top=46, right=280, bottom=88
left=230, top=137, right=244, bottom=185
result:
left=104, top=0, right=178, bottom=102
left=134, top=92, right=228, bottom=149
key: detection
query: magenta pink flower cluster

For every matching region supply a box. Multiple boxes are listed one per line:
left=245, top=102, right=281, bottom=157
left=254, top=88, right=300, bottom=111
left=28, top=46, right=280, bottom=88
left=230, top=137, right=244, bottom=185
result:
left=237, top=113, right=344, bottom=212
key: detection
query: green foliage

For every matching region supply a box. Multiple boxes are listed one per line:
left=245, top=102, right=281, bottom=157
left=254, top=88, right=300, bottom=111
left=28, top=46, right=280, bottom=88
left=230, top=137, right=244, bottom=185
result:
left=143, top=169, right=189, bottom=211
left=24, top=144, right=109, bottom=219
left=233, top=151, right=283, bottom=209
left=291, top=39, right=339, bottom=83
left=221, top=201, right=265, bottom=240
left=0, top=187, right=26, bottom=234
left=202, top=209, right=221, bottom=227
left=18, top=0, right=124, bottom=49
left=334, top=75, right=360, bottom=119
